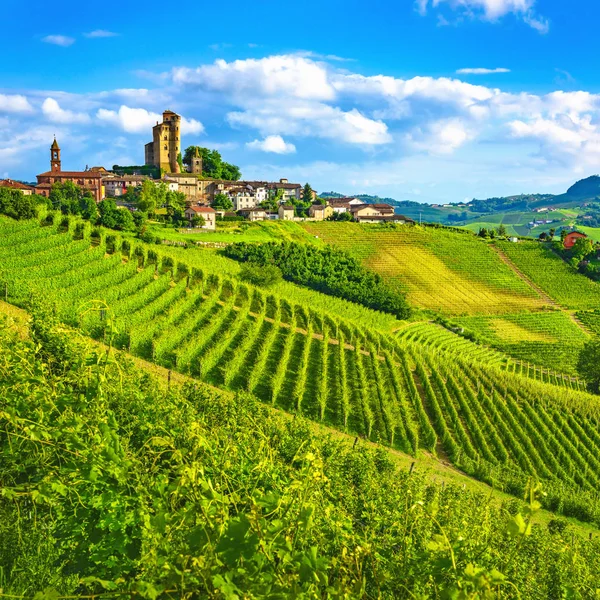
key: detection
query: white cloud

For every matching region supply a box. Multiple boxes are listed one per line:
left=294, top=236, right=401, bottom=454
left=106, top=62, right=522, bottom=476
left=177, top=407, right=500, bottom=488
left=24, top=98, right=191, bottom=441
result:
left=247, top=135, right=296, bottom=154
left=42, top=35, right=75, bottom=47
left=173, top=55, right=336, bottom=101
left=417, top=0, right=548, bottom=33
left=84, top=30, right=118, bottom=38
left=42, top=98, right=90, bottom=124
left=96, top=105, right=203, bottom=135
left=456, top=67, right=511, bottom=74
left=0, top=94, right=34, bottom=114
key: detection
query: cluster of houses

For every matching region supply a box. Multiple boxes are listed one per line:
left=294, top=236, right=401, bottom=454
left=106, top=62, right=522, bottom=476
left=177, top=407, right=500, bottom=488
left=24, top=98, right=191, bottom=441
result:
left=2, top=110, right=414, bottom=232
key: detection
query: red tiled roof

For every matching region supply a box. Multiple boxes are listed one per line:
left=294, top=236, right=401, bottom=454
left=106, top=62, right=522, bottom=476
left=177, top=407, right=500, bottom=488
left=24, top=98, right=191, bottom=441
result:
left=37, top=171, right=104, bottom=178
left=0, top=179, right=35, bottom=191
left=187, top=206, right=215, bottom=213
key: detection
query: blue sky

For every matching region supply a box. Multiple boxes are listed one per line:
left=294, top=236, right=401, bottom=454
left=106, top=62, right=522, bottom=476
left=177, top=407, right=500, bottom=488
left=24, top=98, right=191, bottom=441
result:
left=1, top=0, right=599, bottom=203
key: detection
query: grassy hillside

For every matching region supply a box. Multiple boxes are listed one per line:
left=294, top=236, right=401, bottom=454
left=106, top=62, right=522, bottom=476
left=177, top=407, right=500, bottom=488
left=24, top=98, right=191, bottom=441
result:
left=497, top=240, right=600, bottom=310
left=4, top=216, right=600, bottom=529
left=302, top=222, right=547, bottom=315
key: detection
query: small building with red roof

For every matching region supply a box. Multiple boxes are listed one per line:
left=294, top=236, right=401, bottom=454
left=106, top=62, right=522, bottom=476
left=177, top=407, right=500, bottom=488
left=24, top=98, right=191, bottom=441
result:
left=564, top=231, right=588, bottom=249
left=0, top=179, right=36, bottom=195
left=184, top=204, right=216, bottom=230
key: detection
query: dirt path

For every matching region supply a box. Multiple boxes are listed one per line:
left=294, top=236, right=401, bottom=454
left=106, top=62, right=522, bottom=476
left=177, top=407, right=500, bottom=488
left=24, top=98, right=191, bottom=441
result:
left=491, top=245, right=592, bottom=336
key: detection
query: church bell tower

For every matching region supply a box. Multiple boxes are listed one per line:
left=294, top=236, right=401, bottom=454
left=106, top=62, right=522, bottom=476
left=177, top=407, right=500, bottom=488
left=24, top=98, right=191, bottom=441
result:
left=50, top=137, right=61, bottom=172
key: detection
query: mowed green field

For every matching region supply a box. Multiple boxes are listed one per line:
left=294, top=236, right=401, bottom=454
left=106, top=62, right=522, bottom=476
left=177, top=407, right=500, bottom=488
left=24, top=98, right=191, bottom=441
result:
left=302, top=222, right=547, bottom=315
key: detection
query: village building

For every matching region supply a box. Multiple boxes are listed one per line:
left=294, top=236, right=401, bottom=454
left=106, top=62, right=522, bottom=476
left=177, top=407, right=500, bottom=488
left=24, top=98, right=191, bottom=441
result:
left=308, top=203, right=334, bottom=221
left=327, top=197, right=363, bottom=213
left=278, top=205, right=295, bottom=221
left=564, top=231, right=588, bottom=249
left=267, top=179, right=302, bottom=202
left=103, top=175, right=149, bottom=197
left=145, top=110, right=182, bottom=174
left=36, top=138, right=104, bottom=202
left=0, top=179, right=36, bottom=195
left=163, top=173, right=215, bottom=203
left=184, top=205, right=216, bottom=230
left=238, top=207, right=268, bottom=222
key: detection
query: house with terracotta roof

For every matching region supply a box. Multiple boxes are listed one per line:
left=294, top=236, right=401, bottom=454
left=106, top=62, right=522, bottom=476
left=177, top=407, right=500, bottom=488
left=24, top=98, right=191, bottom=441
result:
left=103, top=175, right=149, bottom=197
left=36, top=138, right=104, bottom=202
left=564, top=231, right=588, bottom=249
left=327, top=197, right=363, bottom=213
left=0, top=179, right=36, bottom=195
left=184, top=205, right=216, bottom=230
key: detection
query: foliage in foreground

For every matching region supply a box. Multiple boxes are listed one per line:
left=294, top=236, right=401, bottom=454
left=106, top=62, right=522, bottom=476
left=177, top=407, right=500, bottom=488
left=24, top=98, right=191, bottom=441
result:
left=1, top=317, right=600, bottom=598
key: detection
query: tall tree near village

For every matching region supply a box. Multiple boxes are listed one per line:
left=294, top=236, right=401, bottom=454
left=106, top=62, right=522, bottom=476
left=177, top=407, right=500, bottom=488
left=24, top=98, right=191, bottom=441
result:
left=302, top=183, right=314, bottom=204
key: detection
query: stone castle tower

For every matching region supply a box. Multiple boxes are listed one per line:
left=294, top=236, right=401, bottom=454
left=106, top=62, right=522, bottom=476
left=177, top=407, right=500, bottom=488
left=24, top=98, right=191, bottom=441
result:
left=50, top=137, right=61, bottom=172
left=145, top=110, right=181, bottom=173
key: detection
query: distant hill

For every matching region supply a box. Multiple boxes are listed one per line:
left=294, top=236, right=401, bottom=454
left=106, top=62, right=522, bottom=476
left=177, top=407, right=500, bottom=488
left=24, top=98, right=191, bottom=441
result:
left=566, top=175, right=600, bottom=198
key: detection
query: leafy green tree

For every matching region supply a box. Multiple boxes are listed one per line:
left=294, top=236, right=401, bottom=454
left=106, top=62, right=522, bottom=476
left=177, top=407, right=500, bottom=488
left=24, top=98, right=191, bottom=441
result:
left=239, top=263, right=283, bottom=287
left=497, top=224, right=507, bottom=237
left=560, top=229, right=568, bottom=242
left=572, top=237, right=594, bottom=261
left=133, top=211, right=147, bottom=230
left=191, top=214, right=206, bottom=228
left=50, top=181, right=81, bottom=214
left=212, top=193, right=233, bottom=211
left=79, top=192, right=98, bottom=222
left=137, top=180, right=158, bottom=214
left=182, top=146, right=241, bottom=181
left=302, top=183, right=314, bottom=204
left=477, top=227, right=489, bottom=238
left=548, top=228, right=556, bottom=239
left=165, top=190, right=186, bottom=223
left=578, top=339, right=600, bottom=393
left=0, top=189, right=39, bottom=220
left=98, top=199, right=119, bottom=229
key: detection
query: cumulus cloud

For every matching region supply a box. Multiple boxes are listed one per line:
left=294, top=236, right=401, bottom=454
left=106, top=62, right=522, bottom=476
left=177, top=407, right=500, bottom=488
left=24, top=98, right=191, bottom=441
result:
left=0, top=94, right=33, bottom=114
left=42, top=35, right=75, bottom=47
left=246, top=135, right=296, bottom=154
left=42, top=98, right=90, bottom=124
left=96, top=105, right=203, bottom=135
left=417, top=0, right=549, bottom=33
left=456, top=67, right=511, bottom=75
left=173, top=55, right=336, bottom=101
left=84, top=30, right=118, bottom=38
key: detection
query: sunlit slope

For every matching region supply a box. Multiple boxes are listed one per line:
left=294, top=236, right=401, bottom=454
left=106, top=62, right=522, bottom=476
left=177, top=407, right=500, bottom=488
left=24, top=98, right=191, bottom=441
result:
left=6, top=216, right=600, bottom=524
left=303, top=223, right=547, bottom=315
left=497, top=240, right=600, bottom=310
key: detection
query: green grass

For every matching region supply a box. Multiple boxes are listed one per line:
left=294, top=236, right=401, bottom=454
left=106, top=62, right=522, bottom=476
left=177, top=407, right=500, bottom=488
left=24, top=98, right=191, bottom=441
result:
left=303, top=222, right=548, bottom=315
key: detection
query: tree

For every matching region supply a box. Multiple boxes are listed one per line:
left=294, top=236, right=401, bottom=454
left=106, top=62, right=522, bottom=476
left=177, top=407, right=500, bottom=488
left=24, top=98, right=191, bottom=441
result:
left=98, top=199, right=119, bottom=229
left=549, top=228, right=556, bottom=239
left=212, top=193, right=233, bottom=211
left=578, top=339, right=600, bottom=393
left=50, top=181, right=81, bottom=214
left=165, top=190, right=186, bottom=223
left=572, top=237, right=594, bottom=261
left=560, top=229, right=568, bottom=242
left=497, top=224, right=507, bottom=238
left=477, top=227, right=489, bottom=238
left=302, top=183, right=314, bottom=204
left=137, top=180, right=158, bottom=214
left=538, top=232, right=548, bottom=241
left=191, top=214, right=206, bottom=228
left=79, top=192, right=98, bottom=222
left=182, top=146, right=241, bottom=181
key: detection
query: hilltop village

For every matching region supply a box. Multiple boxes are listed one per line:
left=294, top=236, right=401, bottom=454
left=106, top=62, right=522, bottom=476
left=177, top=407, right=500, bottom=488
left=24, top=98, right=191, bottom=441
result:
left=0, top=109, right=411, bottom=232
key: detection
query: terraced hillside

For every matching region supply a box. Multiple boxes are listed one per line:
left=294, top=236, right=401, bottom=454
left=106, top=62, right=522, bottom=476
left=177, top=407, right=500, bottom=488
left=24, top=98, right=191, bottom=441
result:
left=3, top=215, right=600, bottom=524
left=302, top=222, right=547, bottom=315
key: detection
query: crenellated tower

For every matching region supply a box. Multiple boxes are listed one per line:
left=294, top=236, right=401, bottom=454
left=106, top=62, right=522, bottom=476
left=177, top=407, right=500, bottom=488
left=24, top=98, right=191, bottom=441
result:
left=144, top=110, right=181, bottom=173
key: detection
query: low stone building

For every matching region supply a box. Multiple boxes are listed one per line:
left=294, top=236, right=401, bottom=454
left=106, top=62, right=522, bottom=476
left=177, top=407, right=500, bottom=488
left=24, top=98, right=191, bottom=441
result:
left=103, top=175, right=149, bottom=197
left=309, top=204, right=334, bottom=221
left=278, top=205, right=295, bottom=221
left=0, top=179, right=36, bottom=195
left=184, top=205, right=216, bottom=230
left=238, top=207, right=268, bottom=222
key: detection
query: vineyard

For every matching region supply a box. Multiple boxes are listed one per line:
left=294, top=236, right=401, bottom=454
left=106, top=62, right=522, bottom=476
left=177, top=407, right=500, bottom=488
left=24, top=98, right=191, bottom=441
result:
left=3, top=216, right=600, bottom=525
left=454, top=311, right=590, bottom=375
left=3, top=320, right=600, bottom=597
left=302, top=222, right=548, bottom=315
left=497, top=240, right=600, bottom=310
